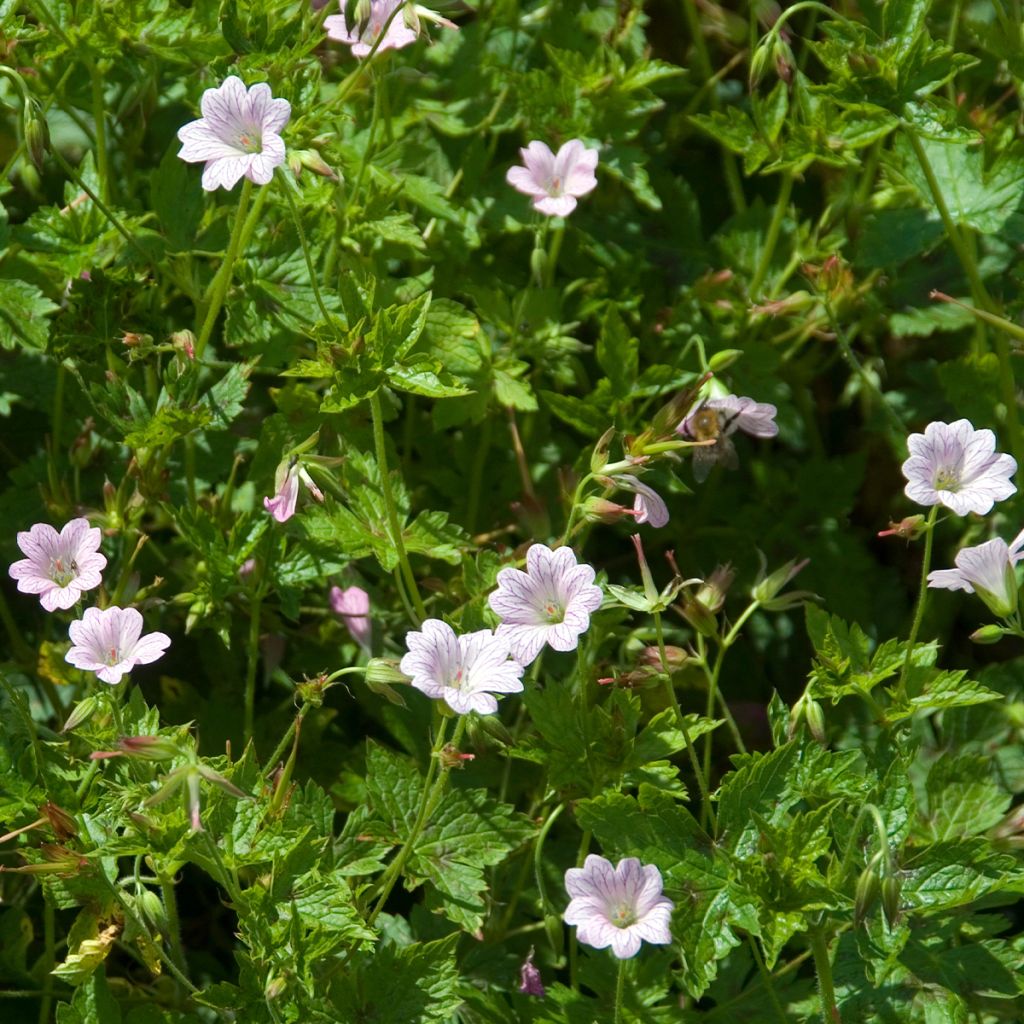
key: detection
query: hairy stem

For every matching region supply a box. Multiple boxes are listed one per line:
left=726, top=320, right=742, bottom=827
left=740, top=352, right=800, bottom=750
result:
left=370, top=391, right=426, bottom=622
left=810, top=928, right=841, bottom=1024
left=897, top=505, right=939, bottom=700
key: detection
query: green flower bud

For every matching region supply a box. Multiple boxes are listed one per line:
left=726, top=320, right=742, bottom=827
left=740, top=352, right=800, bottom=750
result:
left=970, top=624, right=1007, bottom=645
left=22, top=98, right=49, bottom=173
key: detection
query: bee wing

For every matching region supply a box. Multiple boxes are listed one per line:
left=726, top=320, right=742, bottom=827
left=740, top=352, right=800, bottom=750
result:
left=718, top=437, right=739, bottom=471
left=692, top=444, right=717, bottom=482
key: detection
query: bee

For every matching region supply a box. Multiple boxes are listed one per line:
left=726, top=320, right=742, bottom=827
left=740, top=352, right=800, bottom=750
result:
left=682, top=403, right=742, bottom=482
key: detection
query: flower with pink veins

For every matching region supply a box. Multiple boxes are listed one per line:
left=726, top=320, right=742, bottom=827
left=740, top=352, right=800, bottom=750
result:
left=65, top=607, right=171, bottom=685
left=399, top=619, right=524, bottom=715
left=177, top=76, right=291, bottom=192
left=616, top=475, right=669, bottom=528
left=325, top=0, right=456, bottom=58
left=902, top=419, right=1017, bottom=516
left=9, top=518, right=107, bottom=612
left=928, top=527, right=1024, bottom=618
left=330, top=585, right=372, bottom=651
left=506, top=140, right=599, bottom=217
left=564, top=854, right=674, bottom=959
left=488, top=543, right=603, bottom=666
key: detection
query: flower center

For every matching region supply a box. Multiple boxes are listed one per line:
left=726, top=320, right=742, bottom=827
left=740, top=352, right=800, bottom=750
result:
left=934, top=466, right=961, bottom=492
left=236, top=130, right=262, bottom=154
left=449, top=665, right=466, bottom=691
left=609, top=901, right=637, bottom=928
left=49, top=556, right=78, bottom=588
left=543, top=600, right=565, bottom=624
left=548, top=175, right=563, bottom=197
left=106, top=646, right=121, bottom=667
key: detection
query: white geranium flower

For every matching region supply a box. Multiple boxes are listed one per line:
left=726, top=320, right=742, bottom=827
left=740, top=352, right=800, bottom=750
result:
left=928, top=528, right=1024, bottom=618
left=564, top=854, right=674, bottom=959
left=177, top=76, right=291, bottom=192
left=488, top=544, right=603, bottom=666
left=399, top=619, right=524, bottom=715
left=902, top=419, right=1017, bottom=516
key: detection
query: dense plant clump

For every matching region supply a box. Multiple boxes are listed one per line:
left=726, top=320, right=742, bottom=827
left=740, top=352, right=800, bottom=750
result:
left=4, top=1, right=1024, bottom=1021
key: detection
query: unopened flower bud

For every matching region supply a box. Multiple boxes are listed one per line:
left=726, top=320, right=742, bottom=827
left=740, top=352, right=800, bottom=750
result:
left=853, top=862, right=881, bottom=927
left=803, top=697, right=826, bottom=744
left=171, top=330, right=196, bottom=360
left=581, top=496, right=636, bottom=524
left=61, top=695, right=100, bottom=733
left=23, top=98, right=49, bottom=173
left=707, top=348, right=742, bottom=373
left=469, top=713, right=515, bottom=749
left=119, top=735, right=182, bottom=761
left=881, top=875, right=901, bottom=928
left=137, top=888, right=169, bottom=936
left=970, top=624, right=1007, bottom=645
left=753, top=555, right=815, bottom=610
left=530, top=245, right=547, bottom=284
left=365, top=658, right=411, bottom=686
left=877, top=515, right=926, bottom=541
left=438, top=743, right=475, bottom=770
left=639, top=645, right=688, bottom=671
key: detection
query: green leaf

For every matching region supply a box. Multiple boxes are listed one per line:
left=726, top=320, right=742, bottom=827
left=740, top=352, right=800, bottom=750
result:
left=55, top=970, right=122, bottom=1024
left=150, top=141, right=204, bottom=251
left=386, top=361, right=471, bottom=399
left=596, top=306, right=638, bottom=399
left=716, top=743, right=801, bottom=855
left=0, top=279, right=58, bottom=351
left=920, top=755, right=1011, bottom=841
left=901, top=839, right=1024, bottom=914
left=541, top=390, right=609, bottom=436
left=331, top=936, right=462, bottom=1024
left=891, top=136, right=1024, bottom=235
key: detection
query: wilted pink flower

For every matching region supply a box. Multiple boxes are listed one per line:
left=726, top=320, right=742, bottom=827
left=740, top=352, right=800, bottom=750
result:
left=902, top=419, right=1017, bottom=516
left=616, top=475, right=669, bottom=528
left=263, top=461, right=324, bottom=523
left=564, top=854, right=674, bottom=959
left=65, top=607, right=171, bottom=685
left=518, top=949, right=545, bottom=997
left=399, top=619, right=524, bottom=715
left=676, top=395, right=778, bottom=481
left=488, top=544, right=603, bottom=666
left=928, top=527, right=1024, bottom=618
left=326, top=0, right=456, bottom=57
left=9, top=518, right=107, bottom=612
left=506, top=140, right=599, bottom=217
left=330, top=585, right=372, bottom=651
left=177, top=76, right=291, bottom=192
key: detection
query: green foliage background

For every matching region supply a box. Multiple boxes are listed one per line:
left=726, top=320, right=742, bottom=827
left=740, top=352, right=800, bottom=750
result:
left=3, top=0, right=1024, bottom=1021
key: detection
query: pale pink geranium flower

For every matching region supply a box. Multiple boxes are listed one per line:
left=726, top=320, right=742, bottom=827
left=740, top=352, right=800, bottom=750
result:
left=65, top=607, right=171, bottom=685
left=330, top=585, right=372, bottom=651
left=615, top=475, right=669, bottom=528
left=928, top=527, right=1024, bottom=618
left=564, top=855, right=674, bottom=959
left=263, top=461, right=324, bottom=523
left=177, top=76, right=291, bottom=192
left=506, top=140, right=599, bottom=217
left=488, top=544, right=603, bottom=666
left=399, top=619, right=524, bottom=715
left=902, top=419, right=1017, bottom=516
left=325, top=0, right=457, bottom=57
left=676, top=395, right=778, bottom=481
left=9, top=518, right=107, bottom=612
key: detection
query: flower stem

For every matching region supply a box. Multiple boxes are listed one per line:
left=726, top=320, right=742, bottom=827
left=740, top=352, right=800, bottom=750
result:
left=613, top=957, right=627, bottom=1024
left=159, top=873, right=190, bottom=982
left=37, top=900, right=54, bottom=1024
left=194, top=179, right=253, bottom=362
left=243, top=582, right=263, bottom=747
left=810, top=928, right=841, bottom=1024
left=370, top=391, right=426, bottom=623
left=903, top=124, right=1022, bottom=468
left=747, top=933, right=789, bottom=1024
left=281, top=180, right=335, bottom=328
left=897, top=505, right=939, bottom=700
left=368, top=715, right=463, bottom=925
left=749, top=171, right=794, bottom=299
left=89, top=59, right=110, bottom=203
left=654, top=610, right=715, bottom=831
